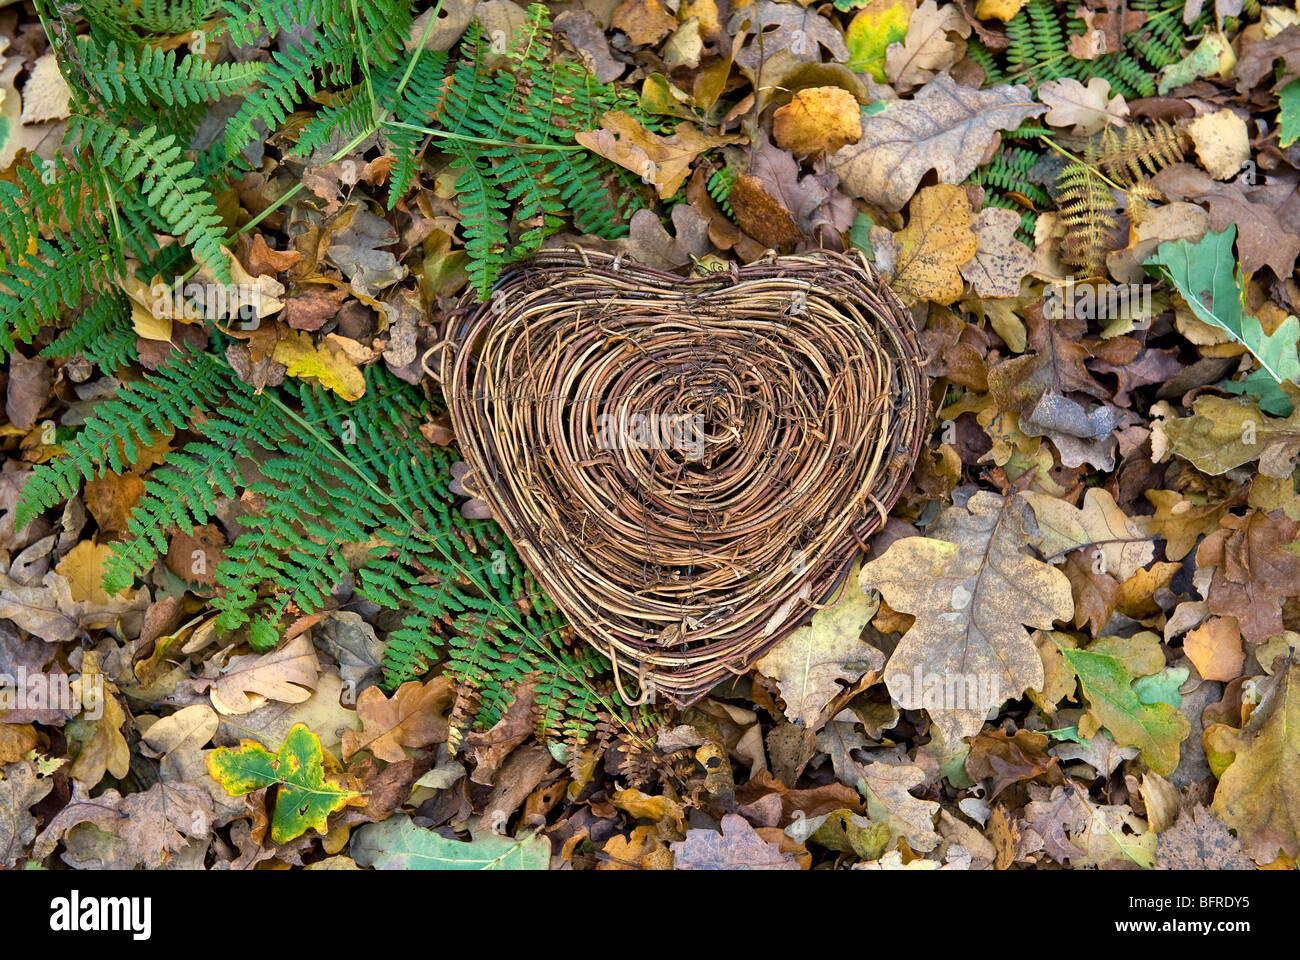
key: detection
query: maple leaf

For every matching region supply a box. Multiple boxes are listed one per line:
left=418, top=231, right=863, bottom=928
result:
left=829, top=73, right=1044, bottom=212
left=575, top=110, right=744, bottom=200
left=207, top=723, right=364, bottom=844
left=859, top=492, right=1073, bottom=743
left=871, top=183, right=979, bottom=305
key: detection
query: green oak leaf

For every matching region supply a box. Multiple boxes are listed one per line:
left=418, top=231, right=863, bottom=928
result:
left=1059, top=645, right=1190, bottom=777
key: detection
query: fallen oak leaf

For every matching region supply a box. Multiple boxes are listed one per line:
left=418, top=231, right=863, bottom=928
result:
left=829, top=73, right=1045, bottom=212
left=1021, top=487, right=1155, bottom=582
left=884, top=0, right=970, bottom=92
left=860, top=758, right=941, bottom=852
left=670, top=812, right=804, bottom=869
left=727, top=1, right=849, bottom=70
left=960, top=206, right=1034, bottom=298
left=0, top=759, right=54, bottom=867
left=198, top=632, right=320, bottom=715
left=859, top=491, right=1073, bottom=744
left=1195, top=509, right=1300, bottom=645
left=341, top=675, right=456, bottom=762
left=755, top=556, right=883, bottom=730
left=1157, top=804, right=1256, bottom=869
left=271, top=329, right=367, bottom=401
left=1210, top=655, right=1300, bottom=862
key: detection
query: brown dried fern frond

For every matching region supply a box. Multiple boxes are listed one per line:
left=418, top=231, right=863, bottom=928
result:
left=1057, top=160, right=1120, bottom=277
left=1098, top=119, right=1188, bottom=186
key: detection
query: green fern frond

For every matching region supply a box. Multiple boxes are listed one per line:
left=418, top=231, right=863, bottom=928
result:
left=218, top=0, right=343, bottom=46
left=42, top=293, right=137, bottom=375
left=76, top=38, right=264, bottom=108
left=0, top=225, right=116, bottom=356
left=14, top=348, right=231, bottom=529
left=72, top=115, right=230, bottom=281
left=707, top=165, right=738, bottom=218
left=224, top=25, right=359, bottom=159
left=0, top=156, right=105, bottom=262
left=82, top=0, right=220, bottom=35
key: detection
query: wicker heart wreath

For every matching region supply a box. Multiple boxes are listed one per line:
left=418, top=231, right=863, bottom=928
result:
left=437, top=249, right=928, bottom=706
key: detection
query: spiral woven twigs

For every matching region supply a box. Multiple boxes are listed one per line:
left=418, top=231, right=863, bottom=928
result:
left=437, top=249, right=928, bottom=705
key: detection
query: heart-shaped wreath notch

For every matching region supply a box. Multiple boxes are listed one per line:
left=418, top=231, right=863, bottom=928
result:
left=439, top=249, right=928, bottom=706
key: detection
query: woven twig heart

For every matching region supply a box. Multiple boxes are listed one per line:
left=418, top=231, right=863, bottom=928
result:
left=440, top=250, right=928, bottom=705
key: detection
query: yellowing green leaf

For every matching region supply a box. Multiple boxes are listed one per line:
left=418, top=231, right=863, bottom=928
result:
left=350, top=812, right=551, bottom=869
left=272, top=329, right=367, bottom=401
left=206, top=723, right=364, bottom=843
left=845, top=0, right=914, bottom=81
left=1059, top=644, right=1189, bottom=776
